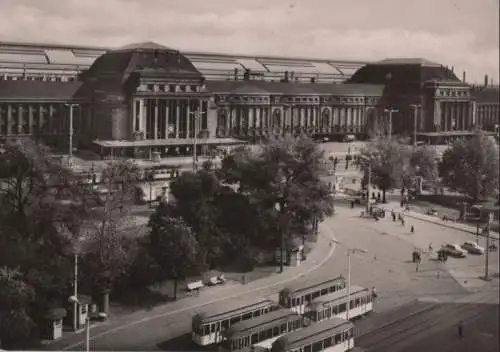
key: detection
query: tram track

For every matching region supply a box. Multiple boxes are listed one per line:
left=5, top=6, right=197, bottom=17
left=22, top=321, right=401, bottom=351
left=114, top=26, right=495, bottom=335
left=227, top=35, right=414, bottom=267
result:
left=356, top=302, right=486, bottom=351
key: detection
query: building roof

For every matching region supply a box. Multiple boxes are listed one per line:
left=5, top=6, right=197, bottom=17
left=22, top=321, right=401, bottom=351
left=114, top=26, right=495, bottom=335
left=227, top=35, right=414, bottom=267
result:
left=205, top=80, right=384, bottom=96
left=0, top=80, right=82, bottom=101
left=347, top=61, right=461, bottom=87
left=82, top=42, right=202, bottom=83
left=0, top=41, right=368, bottom=83
left=471, top=86, right=500, bottom=103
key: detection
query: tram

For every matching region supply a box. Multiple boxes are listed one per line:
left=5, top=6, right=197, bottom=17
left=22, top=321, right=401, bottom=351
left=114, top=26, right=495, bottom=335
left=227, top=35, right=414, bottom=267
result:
left=222, top=308, right=308, bottom=352
left=270, top=317, right=355, bottom=352
left=306, top=286, right=374, bottom=322
left=192, top=296, right=277, bottom=346
left=279, top=276, right=347, bottom=314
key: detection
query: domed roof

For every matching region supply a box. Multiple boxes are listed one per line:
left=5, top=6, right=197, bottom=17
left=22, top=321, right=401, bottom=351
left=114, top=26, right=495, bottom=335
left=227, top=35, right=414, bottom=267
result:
left=347, top=58, right=460, bottom=86
left=82, top=41, right=202, bottom=83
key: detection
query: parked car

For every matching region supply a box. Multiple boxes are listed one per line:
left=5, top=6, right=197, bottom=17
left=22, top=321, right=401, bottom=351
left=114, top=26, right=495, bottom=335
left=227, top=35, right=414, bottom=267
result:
left=426, top=208, right=438, bottom=216
left=442, top=243, right=468, bottom=258
left=461, top=241, right=485, bottom=255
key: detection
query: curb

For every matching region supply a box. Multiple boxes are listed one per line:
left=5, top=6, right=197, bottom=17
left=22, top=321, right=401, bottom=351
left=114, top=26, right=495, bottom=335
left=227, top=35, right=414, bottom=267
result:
left=379, top=205, right=499, bottom=240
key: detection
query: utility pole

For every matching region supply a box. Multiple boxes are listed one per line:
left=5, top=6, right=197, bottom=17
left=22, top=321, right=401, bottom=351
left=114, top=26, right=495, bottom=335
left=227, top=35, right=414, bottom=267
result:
left=484, top=211, right=493, bottom=281
left=65, top=103, right=79, bottom=165
left=410, top=104, right=420, bottom=147
left=73, top=252, right=78, bottom=331
left=366, top=164, right=372, bottom=214
left=384, top=108, right=398, bottom=139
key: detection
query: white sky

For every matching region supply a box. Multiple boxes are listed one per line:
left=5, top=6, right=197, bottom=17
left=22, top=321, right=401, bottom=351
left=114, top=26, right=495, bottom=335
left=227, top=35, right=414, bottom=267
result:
left=0, top=0, right=498, bottom=83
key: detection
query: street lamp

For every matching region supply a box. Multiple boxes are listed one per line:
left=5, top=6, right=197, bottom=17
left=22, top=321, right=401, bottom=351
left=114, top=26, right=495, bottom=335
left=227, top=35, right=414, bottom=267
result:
left=409, top=104, right=421, bottom=148
left=189, top=104, right=207, bottom=173
left=358, top=155, right=372, bottom=214
left=482, top=211, right=494, bottom=281
left=274, top=201, right=287, bottom=273
left=64, top=103, right=79, bottom=165
left=68, top=296, right=101, bottom=352
left=330, top=240, right=367, bottom=347
left=384, top=108, right=398, bottom=139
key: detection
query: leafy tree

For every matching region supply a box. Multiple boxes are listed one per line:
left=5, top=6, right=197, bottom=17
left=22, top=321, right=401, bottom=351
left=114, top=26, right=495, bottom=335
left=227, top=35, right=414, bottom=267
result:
left=147, top=209, right=201, bottom=299
left=358, top=136, right=406, bottom=202
left=219, top=134, right=334, bottom=269
left=78, top=159, right=143, bottom=293
left=406, top=145, right=439, bottom=190
left=439, top=132, right=499, bottom=201
left=0, top=267, right=38, bottom=349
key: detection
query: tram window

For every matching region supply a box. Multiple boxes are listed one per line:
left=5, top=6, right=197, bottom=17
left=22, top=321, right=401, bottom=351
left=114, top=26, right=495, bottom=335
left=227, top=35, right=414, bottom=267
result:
left=245, top=337, right=250, bottom=347
left=259, top=330, right=266, bottom=340
left=264, top=308, right=269, bottom=313
left=294, top=319, right=300, bottom=329
left=222, top=319, right=229, bottom=329
left=323, top=336, right=333, bottom=348
left=355, top=298, right=361, bottom=307
left=291, top=298, right=296, bottom=306
left=253, top=310, right=260, bottom=317
left=320, top=288, right=328, bottom=295
left=273, top=327, right=279, bottom=336
left=304, top=345, right=312, bottom=352
left=216, top=322, right=221, bottom=331
left=325, top=308, right=331, bottom=318
left=251, top=333, right=258, bottom=344
left=332, top=306, right=338, bottom=314
left=312, top=341, right=322, bottom=352
left=211, top=324, right=216, bottom=333
left=334, top=333, right=342, bottom=344
left=349, top=300, right=354, bottom=309
left=329, top=285, right=335, bottom=293
left=281, top=323, right=287, bottom=333
left=312, top=291, right=320, bottom=299
left=343, top=331, right=349, bottom=341
left=305, top=294, right=312, bottom=302
left=242, top=312, right=252, bottom=320
left=230, top=316, right=241, bottom=325
left=203, top=325, right=210, bottom=335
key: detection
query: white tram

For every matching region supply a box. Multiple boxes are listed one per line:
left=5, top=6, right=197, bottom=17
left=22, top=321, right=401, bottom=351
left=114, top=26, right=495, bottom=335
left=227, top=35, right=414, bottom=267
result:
left=222, top=308, right=308, bottom=352
left=192, top=296, right=277, bottom=346
left=279, top=276, right=347, bottom=314
left=306, top=286, right=373, bottom=322
left=270, top=318, right=355, bottom=352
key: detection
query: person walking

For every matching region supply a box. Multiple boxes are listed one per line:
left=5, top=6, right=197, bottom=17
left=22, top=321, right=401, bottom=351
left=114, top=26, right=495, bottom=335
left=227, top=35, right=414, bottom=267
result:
left=410, top=225, right=414, bottom=233
left=457, top=321, right=464, bottom=338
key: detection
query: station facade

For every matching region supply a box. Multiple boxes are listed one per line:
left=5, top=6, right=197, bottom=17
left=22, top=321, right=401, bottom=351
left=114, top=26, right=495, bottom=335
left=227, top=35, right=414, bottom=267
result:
left=0, top=41, right=498, bottom=160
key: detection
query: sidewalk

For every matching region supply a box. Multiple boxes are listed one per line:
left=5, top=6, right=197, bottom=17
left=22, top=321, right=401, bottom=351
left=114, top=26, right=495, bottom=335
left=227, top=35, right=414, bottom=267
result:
left=44, top=222, right=336, bottom=350
left=378, top=201, right=499, bottom=241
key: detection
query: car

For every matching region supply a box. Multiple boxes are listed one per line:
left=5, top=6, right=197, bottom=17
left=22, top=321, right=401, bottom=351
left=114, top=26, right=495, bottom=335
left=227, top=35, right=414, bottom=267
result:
left=426, top=208, right=438, bottom=216
left=442, top=243, right=468, bottom=258
left=461, top=241, right=485, bottom=255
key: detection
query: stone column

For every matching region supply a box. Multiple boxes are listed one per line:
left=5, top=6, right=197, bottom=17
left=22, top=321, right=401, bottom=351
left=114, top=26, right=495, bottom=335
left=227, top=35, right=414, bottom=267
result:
left=248, top=107, right=254, bottom=129
left=154, top=99, right=159, bottom=140
left=17, top=105, right=22, bottom=134
left=175, top=100, right=180, bottom=138
left=138, top=98, right=145, bottom=133
left=132, top=98, right=137, bottom=133
left=28, top=105, right=33, bottom=134
left=164, top=100, right=169, bottom=139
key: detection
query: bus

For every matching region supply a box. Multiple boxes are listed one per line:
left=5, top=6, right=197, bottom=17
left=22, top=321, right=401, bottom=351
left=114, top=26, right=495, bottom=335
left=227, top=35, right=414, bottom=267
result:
left=192, top=296, right=277, bottom=346
left=222, top=308, right=309, bottom=352
left=270, top=318, right=355, bottom=352
left=306, top=286, right=374, bottom=322
left=279, top=276, right=347, bottom=314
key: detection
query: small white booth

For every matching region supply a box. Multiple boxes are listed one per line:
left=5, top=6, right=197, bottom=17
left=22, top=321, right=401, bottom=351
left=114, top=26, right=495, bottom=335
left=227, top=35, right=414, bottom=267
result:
left=42, top=308, right=66, bottom=341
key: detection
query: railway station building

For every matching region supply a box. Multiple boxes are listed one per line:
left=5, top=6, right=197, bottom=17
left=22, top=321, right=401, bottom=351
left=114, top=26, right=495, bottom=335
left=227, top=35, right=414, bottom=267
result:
left=0, top=41, right=498, bottom=161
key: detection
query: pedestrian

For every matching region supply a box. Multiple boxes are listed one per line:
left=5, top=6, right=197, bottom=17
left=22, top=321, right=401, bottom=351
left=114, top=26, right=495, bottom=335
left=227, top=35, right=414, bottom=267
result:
left=457, top=321, right=464, bottom=338
left=410, top=225, right=414, bottom=233
left=401, top=218, right=405, bottom=227
left=428, top=243, right=433, bottom=252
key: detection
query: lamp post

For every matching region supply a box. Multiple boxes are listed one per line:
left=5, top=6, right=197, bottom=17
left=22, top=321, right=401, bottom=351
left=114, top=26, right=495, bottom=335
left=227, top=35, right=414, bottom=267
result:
left=410, top=104, right=421, bottom=148
left=330, top=239, right=367, bottom=352
left=64, top=103, right=79, bottom=165
left=189, top=104, right=206, bottom=173
left=275, top=201, right=287, bottom=273
left=68, top=297, right=100, bottom=352
left=359, top=155, right=372, bottom=214
left=384, top=108, right=398, bottom=139
left=483, top=211, right=493, bottom=281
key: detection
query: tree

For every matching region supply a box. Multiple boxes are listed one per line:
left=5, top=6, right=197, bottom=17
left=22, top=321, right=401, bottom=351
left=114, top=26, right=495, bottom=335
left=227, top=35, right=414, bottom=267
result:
left=407, top=145, right=439, bottom=190
left=147, top=209, right=201, bottom=300
left=358, top=136, right=406, bottom=202
left=219, top=134, right=334, bottom=268
left=78, top=159, right=143, bottom=293
left=439, top=132, right=499, bottom=201
left=0, top=267, right=38, bottom=349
